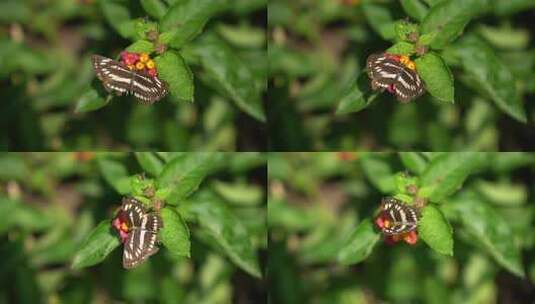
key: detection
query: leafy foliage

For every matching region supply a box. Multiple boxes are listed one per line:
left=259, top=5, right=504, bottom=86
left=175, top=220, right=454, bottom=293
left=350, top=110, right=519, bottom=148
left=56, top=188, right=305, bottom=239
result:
left=0, top=152, right=266, bottom=303
left=268, top=152, right=535, bottom=303
left=1, top=0, right=266, bottom=150
left=269, top=0, right=534, bottom=150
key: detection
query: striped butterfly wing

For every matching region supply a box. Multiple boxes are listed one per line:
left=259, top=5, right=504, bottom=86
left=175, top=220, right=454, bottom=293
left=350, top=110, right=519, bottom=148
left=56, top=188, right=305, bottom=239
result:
left=366, top=53, right=425, bottom=103
left=122, top=213, right=163, bottom=269
left=131, top=70, right=168, bottom=104
left=393, top=66, right=424, bottom=103
left=120, top=197, right=146, bottom=227
left=92, top=55, right=168, bottom=104
left=380, top=197, right=419, bottom=235
left=366, top=53, right=399, bottom=90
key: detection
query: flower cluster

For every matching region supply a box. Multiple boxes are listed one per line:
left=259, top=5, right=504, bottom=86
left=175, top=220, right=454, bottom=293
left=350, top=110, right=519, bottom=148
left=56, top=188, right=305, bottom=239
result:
left=112, top=211, right=130, bottom=243
left=384, top=53, right=416, bottom=70
left=375, top=213, right=419, bottom=245
left=120, top=51, right=158, bottom=77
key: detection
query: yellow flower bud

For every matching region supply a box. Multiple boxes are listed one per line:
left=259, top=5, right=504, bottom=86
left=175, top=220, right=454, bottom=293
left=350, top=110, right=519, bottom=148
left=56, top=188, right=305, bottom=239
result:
left=136, top=61, right=145, bottom=70
left=406, top=61, right=416, bottom=70
left=146, top=60, right=155, bottom=69
left=399, top=55, right=410, bottom=65
left=139, top=53, right=150, bottom=63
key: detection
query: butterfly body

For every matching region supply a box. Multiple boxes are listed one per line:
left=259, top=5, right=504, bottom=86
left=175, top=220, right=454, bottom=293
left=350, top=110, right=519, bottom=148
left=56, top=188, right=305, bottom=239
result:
left=378, top=197, right=419, bottom=235
left=92, top=55, right=168, bottom=104
left=113, top=197, right=163, bottom=269
left=366, top=53, right=424, bottom=103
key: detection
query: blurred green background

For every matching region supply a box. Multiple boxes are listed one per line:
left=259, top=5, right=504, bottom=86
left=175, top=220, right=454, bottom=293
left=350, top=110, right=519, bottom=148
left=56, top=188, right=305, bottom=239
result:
left=268, top=152, right=535, bottom=303
left=0, top=152, right=266, bottom=303
left=0, top=0, right=266, bottom=151
left=268, top=0, right=535, bottom=151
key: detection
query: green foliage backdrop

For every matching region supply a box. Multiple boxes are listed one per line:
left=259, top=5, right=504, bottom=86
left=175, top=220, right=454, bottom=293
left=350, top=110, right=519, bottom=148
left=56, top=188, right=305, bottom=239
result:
left=268, top=152, right=535, bottom=303
left=0, top=0, right=266, bottom=151
left=0, top=152, right=266, bottom=303
left=268, top=0, right=535, bottom=151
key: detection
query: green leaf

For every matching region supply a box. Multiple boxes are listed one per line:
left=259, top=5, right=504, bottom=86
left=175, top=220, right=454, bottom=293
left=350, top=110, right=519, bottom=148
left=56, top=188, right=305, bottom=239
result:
left=394, top=20, right=419, bottom=42
left=418, top=205, right=453, bottom=256
left=71, top=220, right=120, bottom=269
left=190, top=34, right=266, bottom=122
left=360, top=154, right=395, bottom=193
left=212, top=181, right=263, bottom=206
left=420, top=0, right=490, bottom=49
left=135, top=153, right=164, bottom=177
left=453, top=36, right=526, bottom=122
left=400, top=0, right=429, bottom=21
left=75, top=88, right=110, bottom=113
left=474, top=180, right=527, bottom=206
left=445, top=193, right=524, bottom=277
left=187, top=193, right=261, bottom=278
left=414, top=52, right=454, bottom=103
left=134, top=19, right=159, bottom=41
left=0, top=1, right=30, bottom=23
left=477, top=25, right=529, bottom=50
left=418, top=31, right=438, bottom=46
left=160, top=207, right=190, bottom=258
left=97, top=157, right=132, bottom=195
left=160, top=0, right=228, bottom=48
left=99, top=0, right=135, bottom=39
left=338, top=219, right=381, bottom=265
left=362, top=1, right=396, bottom=40
left=399, top=152, right=428, bottom=175
left=126, top=40, right=154, bottom=53
left=154, top=51, right=194, bottom=102
left=141, top=0, right=167, bottom=19
left=157, top=153, right=225, bottom=204
left=420, top=152, right=486, bottom=202
left=267, top=198, right=317, bottom=231
left=335, top=72, right=379, bottom=114
left=494, top=0, right=535, bottom=16
left=386, top=41, right=415, bottom=56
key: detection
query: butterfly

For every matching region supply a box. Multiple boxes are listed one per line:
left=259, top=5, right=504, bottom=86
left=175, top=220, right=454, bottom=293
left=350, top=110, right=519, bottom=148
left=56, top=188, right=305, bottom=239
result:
left=92, top=55, right=168, bottom=104
left=112, top=197, right=163, bottom=269
left=378, top=197, right=419, bottom=235
left=366, top=52, right=425, bottom=103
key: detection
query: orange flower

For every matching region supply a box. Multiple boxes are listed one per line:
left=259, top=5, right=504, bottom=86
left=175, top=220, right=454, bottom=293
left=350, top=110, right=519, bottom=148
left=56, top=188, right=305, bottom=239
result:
left=139, top=52, right=150, bottom=63
left=399, top=55, right=410, bottom=65
left=135, top=62, right=145, bottom=70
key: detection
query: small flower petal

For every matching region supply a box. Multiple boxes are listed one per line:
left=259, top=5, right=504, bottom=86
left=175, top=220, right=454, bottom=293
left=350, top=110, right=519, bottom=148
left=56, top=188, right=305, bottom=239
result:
left=139, top=53, right=149, bottom=63
left=147, top=68, right=158, bottom=77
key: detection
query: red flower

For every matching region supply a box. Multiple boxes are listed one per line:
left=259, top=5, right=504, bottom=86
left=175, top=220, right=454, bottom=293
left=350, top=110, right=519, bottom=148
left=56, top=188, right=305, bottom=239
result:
left=112, top=211, right=130, bottom=243
left=147, top=68, right=158, bottom=77
left=375, top=212, right=419, bottom=245
left=385, top=53, right=402, bottom=62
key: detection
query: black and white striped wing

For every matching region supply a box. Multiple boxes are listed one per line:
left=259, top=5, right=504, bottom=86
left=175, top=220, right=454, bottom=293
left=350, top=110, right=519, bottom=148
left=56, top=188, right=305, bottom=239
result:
left=380, top=197, right=419, bottom=235
left=393, top=67, right=424, bottom=103
left=123, top=227, right=160, bottom=269
left=130, top=71, right=168, bottom=104
left=120, top=197, right=146, bottom=227
left=92, top=54, right=133, bottom=95
left=92, top=54, right=168, bottom=104
left=367, top=53, right=400, bottom=90
left=122, top=212, right=162, bottom=269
